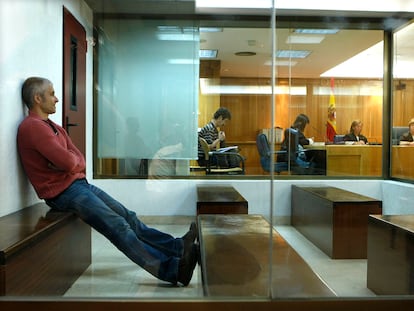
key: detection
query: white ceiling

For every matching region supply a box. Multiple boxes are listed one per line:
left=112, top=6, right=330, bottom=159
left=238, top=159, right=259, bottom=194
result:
left=200, top=28, right=384, bottom=78
left=84, top=0, right=414, bottom=79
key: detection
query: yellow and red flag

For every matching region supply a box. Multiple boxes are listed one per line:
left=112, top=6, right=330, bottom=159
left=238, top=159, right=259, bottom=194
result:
left=326, top=77, right=337, bottom=142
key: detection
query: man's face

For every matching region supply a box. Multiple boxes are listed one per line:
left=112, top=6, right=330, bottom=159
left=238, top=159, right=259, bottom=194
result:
left=216, top=116, right=229, bottom=128
left=37, top=84, right=59, bottom=115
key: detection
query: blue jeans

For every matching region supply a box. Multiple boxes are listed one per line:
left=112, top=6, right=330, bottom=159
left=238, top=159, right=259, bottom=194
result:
left=45, top=179, right=183, bottom=284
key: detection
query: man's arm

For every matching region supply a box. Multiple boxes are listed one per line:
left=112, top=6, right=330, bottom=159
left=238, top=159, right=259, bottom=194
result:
left=34, top=124, right=86, bottom=174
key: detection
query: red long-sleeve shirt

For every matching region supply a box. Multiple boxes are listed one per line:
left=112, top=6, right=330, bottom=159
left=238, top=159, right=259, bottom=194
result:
left=17, top=111, right=86, bottom=199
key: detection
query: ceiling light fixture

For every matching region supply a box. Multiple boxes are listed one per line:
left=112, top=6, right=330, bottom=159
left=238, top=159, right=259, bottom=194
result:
left=199, top=27, right=223, bottom=32
left=199, top=49, right=218, bottom=58
left=276, top=50, right=311, bottom=58
left=294, top=29, right=339, bottom=35
left=286, top=35, right=325, bottom=44
left=264, top=60, right=298, bottom=66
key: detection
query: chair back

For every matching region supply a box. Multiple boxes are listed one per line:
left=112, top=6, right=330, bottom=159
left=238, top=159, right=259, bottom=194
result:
left=285, top=128, right=299, bottom=161
left=199, top=137, right=211, bottom=161
left=256, top=133, right=270, bottom=157
left=200, top=137, right=245, bottom=174
left=256, top=134, right=271, bottom=171
left=256, top=133, right=289, bottom=173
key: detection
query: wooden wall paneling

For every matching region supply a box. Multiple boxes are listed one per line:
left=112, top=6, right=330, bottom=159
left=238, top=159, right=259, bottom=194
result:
left=198, top=60, right=221, bottom=128
left=198, top=76, right=389, bottom=175
left=198, top=87, right=220, bottom=128
left=393, top=80, right=414, bottom=126
left=365, top=94, right=383, bottom=143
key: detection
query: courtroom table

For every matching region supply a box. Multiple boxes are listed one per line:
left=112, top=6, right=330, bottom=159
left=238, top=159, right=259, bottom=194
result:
left=391, top=145, right=414, bottom=179
left=198, top=214, right=336, bottom=297
left=367, top=214, right=414, bottom=295
left=291, top=185, right=382, bottom=259
left=305, top=144, right=382, bottom=176
left=196, top=185, right=248, bottom=215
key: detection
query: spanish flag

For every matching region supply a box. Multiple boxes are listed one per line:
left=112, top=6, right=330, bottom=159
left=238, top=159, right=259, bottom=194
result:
left=326, top=77, right=337, bottom=142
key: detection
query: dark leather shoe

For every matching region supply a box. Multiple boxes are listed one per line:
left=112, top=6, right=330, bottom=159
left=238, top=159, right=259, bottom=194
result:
left=177, top=243, right=197, bottom=286
left=181, top=222, right=198, bottom=257
left=182, top=221, right=198, bottom=244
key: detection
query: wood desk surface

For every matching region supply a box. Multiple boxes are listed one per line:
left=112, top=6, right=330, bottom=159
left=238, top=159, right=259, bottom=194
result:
left=198, top=214, right=335, bottom=298
left=305, top=144, right=381, bottom=176
left=369, top=214, right=414, bottom=233
left=294, top=186, right=381, bottom=203
left=391, top=145, right=414, bottom=179
left=197, top=185, right=247, bottom=203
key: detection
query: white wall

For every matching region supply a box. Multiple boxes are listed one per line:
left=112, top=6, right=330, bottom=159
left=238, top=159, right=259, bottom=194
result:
left=0, top=0, right=93, bottom=217
left=91, top=178, right=384, bottom=224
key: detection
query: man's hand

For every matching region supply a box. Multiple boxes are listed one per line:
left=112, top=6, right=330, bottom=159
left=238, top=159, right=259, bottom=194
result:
left=219, top=131, right=226, bottom=141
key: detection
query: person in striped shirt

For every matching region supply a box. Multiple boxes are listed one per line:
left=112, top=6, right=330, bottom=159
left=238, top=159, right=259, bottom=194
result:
left=197, top=107, right=231, bottom=166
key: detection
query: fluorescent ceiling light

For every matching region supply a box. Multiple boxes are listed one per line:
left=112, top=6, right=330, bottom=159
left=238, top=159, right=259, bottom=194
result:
left=264, top=60, right=298, bottom=66
left=286, top=35, right=325, bottom=44
left=196, top=0, right=271, bottom=9
left=157, top=34, right=197, bottom=41
left=199, top=49, right=218, bottom=58
left=294, top=29, right=339, bottom=35
left=156, top=26, right=198, bottom=41
left=199, top=27, right=223, bottom=33
left=196, top=0, right=414, bottom=12
left=168, top=59, right=200, bottom=65
left=313, top=85, right=382, bottom=96
left=276, top=50, right=311, bottom=58
left=199, top=78, right=307, bottom=95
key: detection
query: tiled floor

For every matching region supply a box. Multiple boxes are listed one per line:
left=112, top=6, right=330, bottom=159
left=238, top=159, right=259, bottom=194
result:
left=64, top=220, right=375, bottom=298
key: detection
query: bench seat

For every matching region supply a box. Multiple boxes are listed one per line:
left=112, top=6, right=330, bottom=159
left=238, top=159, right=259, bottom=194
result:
left=197, top=214, right=336, bottom=297
left=0, top=203, right=91, bottom=296
left=196, top=185, right=248, bottom=215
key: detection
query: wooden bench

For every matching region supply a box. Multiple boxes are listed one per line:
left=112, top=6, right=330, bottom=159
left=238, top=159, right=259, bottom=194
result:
left=196, top=185, right=248, bottom=215
left=291, top=185, right=382, bottom=259
left=0, top=202, right=91, bottom=296
left=197, top=214, right=336, bottom=297
left=367, top=214, right=414, bottom=295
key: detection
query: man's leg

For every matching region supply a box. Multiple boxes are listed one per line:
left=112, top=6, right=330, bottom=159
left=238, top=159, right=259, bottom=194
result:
left=45, top=179, right=195, bottom=284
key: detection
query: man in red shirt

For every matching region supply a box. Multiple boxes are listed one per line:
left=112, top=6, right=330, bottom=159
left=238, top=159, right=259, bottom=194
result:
left=17, top=77, right=198, bottom=286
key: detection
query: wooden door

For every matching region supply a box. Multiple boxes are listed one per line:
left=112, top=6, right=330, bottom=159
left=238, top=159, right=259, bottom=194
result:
left=63, top=8, right=87, bottom=156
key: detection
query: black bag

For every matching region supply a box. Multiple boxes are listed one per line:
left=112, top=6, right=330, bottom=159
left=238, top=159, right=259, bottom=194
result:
left=216, top=151, right=241, bottom=168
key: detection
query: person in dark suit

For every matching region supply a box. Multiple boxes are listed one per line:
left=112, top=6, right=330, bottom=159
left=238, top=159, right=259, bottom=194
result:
left=399, top=118, right=414, bottom=145
left=344, top=120, right=368, bottom=145
left=277, top=114, right=325, bottom=174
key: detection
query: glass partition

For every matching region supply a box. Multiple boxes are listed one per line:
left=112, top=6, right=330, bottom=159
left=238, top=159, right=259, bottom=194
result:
left=391, top=21, right=414, bottom=181
left=5, top=0, right=414, bottom=310
left=94, top=16, right=384, bottom=179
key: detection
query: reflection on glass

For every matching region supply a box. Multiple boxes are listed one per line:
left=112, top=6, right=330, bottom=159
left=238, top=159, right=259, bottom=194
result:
left=392, top=22, right=414, bottom=180
left=93, top=15, right=384, bottom=178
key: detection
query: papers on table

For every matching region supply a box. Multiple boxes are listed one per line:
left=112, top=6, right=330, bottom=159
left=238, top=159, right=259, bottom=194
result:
left=216, top=146, right=238, bottom=153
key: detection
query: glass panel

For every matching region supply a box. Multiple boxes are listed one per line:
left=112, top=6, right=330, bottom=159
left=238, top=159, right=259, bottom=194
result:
left=95, top=22, right=384, bottom=178
left=391, top=21, right=414, bottom=180
left=95, top=18, right=199, bottom=177
left=70, top=35, right=78, bottom=111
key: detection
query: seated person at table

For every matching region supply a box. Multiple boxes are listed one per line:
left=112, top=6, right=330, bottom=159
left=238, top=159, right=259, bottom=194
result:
left=277, top=114, right=315, bottom=168
left=344, top=120, right=368, bottom=145
left=198, top=107, right=241, bottom=168
left=399, top=118, right=414, bottom=145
